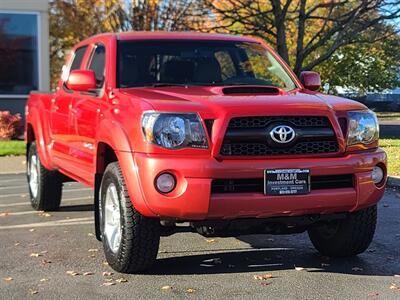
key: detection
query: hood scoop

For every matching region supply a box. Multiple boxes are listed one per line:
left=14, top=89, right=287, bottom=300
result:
left=222, top=86, right=282, bottom=96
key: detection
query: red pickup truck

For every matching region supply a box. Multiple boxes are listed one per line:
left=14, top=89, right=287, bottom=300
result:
left=25, top=32, right=387, bottom=273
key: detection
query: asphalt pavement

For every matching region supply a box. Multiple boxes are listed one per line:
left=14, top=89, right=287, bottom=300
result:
left=0, top=173, right=400, bottom=299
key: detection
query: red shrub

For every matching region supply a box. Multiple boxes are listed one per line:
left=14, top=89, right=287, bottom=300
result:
left=0, top=111, right=23, bottom=140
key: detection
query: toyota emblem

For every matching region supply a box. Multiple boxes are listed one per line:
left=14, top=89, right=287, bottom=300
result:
left=269, top=125, right=295, bottom=144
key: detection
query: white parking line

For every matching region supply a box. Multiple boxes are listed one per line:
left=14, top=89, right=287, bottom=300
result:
left=0, top=196, right=92, bottom=208
left=0, top=185, right=28, bottom=190
left=0, top=188, right=91, bottom=198
left=0, top=178, right=26, bottom=184
left=0, top=217, right=94, bottom=230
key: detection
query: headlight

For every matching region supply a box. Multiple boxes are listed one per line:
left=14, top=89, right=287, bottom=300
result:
left=142, top=112, right=208, bottom=149
left=347, top=110, right=379, bottom=146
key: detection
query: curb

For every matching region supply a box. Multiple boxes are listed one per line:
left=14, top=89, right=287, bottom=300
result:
left=388, top=176, right=400, bottom=188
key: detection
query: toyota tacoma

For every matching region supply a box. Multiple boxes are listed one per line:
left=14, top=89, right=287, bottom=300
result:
left=25, top=32, right=387, bottom=273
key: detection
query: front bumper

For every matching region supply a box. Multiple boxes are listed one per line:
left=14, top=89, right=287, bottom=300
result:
left=123, top=148, right=387, bottom=219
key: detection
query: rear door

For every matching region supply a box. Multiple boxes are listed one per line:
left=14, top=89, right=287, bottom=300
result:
left=68, top=44, right=106, bottom=183
left=50, top=45, right=89, bottom=168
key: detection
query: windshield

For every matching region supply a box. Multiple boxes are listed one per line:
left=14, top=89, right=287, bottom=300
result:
left=117, top=40, right=297, bottom=90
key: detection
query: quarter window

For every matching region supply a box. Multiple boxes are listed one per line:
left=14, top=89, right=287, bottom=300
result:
left=70, top=46, right=88, bottom=71
left=88, top=45, right=106, bottom=89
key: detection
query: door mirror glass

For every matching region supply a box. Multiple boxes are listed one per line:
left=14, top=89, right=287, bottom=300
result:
left=300, top=71, right=321, bottom=91
left=66, top=70, right=96, bottom=92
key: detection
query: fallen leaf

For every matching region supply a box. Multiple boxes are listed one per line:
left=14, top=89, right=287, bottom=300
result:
left=29, top=289, right=38, bottom=295
left=352, top=267, right=363, bottom=272
left=39, top=279, right=48, bottom=282
left=88, top=248, right=98, bottom=252
left=102, top=271, right=113, bottom=276
left=254, top=273, right=273, bottom=280
left=295, top=266, right=306, bottom=271
left=41, top=259, right=52, bottom=265
left=102, top=261, right=109, bottom=266
left=186, top=288, right=196, bottom=293
left=29, top=229, right=35, bottom=232
left=260, top=282, right=271, bottom=286
left=367, top=292, right=379, bottom=297
left=38, top=212, right=51, bottom=217
left=161, top=285, right=172, bottom=290
left=3, top=277, right=13, bottom=282
left=101, top=282, right=115, bottom=286
left=40, top=251, right=48, bottom=254
left=30, top=253, right=42, bottom=257
left=83, top=272, right=94, bottom=276
left=206, top=239, right=216, bottom=243
left=116, top=278, right=128, bottom=283
left=0, top=212, right=9, bottom=217
left=87, top=233, right=94, bottom=237
left=14, top=242, right=20, bottom=246
left=66, top=271, right=80, bottom=276
left=390, top=283, right=398, bottom=290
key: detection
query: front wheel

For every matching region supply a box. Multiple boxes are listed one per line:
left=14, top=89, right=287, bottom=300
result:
left=100, top=162, right=160, bottom=273
left=308, top=205, right=377, bottom=257
left=27, top=142, right=62, bottom=211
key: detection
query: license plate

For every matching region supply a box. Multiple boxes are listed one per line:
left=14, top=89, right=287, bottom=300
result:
left=264, top=169, right=310, bottom=195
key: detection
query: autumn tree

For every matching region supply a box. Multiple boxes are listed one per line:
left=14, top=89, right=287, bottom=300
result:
left=49, top=0, right=205, bottom=88
left=49, top=0, right=124, bottom=88
left=203, top=0, right=400, bottom=76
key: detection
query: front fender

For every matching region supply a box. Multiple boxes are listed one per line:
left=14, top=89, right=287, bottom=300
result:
left=96, top=119, right=157, bottom=217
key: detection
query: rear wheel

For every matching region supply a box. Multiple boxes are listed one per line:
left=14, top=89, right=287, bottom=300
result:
left=308, top=205, right=377, bottom=257
left=27, top=142, right=62, bottom=211
left=100, top=162, right=160, bottom=273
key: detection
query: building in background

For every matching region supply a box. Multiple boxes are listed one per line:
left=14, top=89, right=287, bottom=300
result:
left=0, top=0, right=49, bottom=116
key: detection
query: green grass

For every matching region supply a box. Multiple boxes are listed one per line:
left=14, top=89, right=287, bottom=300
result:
left=380, top=139, right=400, bottom=177
left=0, top=140, right=26, bottom=156
left=376, top=112, right=400, bottom=122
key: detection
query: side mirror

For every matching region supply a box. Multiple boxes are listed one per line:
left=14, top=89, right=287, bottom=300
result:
left=66, top=70, right=96, bottom=92
left=300, top=71, right=321, bottom=91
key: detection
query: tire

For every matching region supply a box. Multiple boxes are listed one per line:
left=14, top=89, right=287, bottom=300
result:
left=99, top=162, right=160, bottom=273
left=27, top=142, right=62, bottom=211
left=308, top=205, right=377, bottom=257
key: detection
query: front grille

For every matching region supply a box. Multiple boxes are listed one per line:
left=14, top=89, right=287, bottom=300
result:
left=228, top=116, right=329, bottom=128
left=221, top=116, right=339, bottom=156
left=211, top=174, right=354, bottom=194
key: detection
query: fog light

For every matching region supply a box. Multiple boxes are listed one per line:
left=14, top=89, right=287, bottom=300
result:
left=372, top=166, right=384, bottom=185
left=155, top=173, right=176, bottom=194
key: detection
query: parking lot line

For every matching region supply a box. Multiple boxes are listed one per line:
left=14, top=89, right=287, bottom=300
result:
left=0, top=217, right=94, bottom=230
left=0, top=196, right=92, bottom=208
left=0, top=188, right=90, bottom=198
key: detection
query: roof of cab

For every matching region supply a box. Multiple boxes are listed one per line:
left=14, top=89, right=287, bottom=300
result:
left=86, top=31, right=259, bottom=43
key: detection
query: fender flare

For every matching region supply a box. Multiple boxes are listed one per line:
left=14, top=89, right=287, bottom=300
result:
left=95, top=120, right=156, bottom=218
left=26, top=107, right=56, bottom=170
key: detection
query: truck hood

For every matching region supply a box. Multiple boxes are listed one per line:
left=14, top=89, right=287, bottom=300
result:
left=119, top=86, right=367, bottom=117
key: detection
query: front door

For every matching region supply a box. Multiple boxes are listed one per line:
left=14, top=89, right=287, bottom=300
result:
left=68, top=44, right=106, bottom=184
left=50, top=45, right=89, bottom=170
